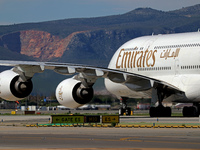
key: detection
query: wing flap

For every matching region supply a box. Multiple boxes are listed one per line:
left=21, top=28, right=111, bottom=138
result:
left=125, top=75, right=151, bottom=91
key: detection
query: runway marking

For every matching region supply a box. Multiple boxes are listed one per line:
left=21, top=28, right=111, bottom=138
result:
left=119, top=136, right=200, bottom=145
left=120, top=137, right=141, bottom=142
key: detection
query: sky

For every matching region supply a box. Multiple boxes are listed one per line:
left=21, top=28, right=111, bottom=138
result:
left=0, top=0, right=200, bottom=25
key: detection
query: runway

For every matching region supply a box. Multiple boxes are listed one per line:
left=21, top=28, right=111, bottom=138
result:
left=0, top=114, right=200, bottom=149
left=0, top=126, right=200, bottom=149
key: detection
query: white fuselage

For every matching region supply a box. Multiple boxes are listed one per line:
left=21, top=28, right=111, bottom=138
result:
left=105, top=32, right=200, bottom=103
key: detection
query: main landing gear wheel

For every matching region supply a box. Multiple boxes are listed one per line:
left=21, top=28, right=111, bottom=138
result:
left=149, top=87, right=171, bottom=117
left=149, top=106, right=171, bottom=117
left=182, top=103, right=200, bottom=117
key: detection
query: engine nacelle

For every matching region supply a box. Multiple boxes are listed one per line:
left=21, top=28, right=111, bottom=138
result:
left=0, top=70, right=33, bottom=101
left=56, top=78, right=93, bottom=108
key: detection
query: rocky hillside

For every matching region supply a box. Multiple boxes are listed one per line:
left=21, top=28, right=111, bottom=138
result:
left=0, top=30, right=86, bottom=60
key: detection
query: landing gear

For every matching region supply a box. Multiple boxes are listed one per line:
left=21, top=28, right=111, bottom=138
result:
left=149, top=87, right=171, bottom=117
left=119, top=97, right=131, bottom=116
left=183, top=103, right=200, bottom=117
left=150, top=106, right=171, bottom=117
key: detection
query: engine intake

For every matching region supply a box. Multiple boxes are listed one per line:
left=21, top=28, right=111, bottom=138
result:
left=56, top=78, right=93, bottom=108
left=10, top=75, right=33, bottom=99
left=0, top=70, right=33, bottom=101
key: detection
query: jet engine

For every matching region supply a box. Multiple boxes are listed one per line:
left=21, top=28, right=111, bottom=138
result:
left=56, top=78, right=93, bottom=108
left=0, top=70, right=33, bottom=101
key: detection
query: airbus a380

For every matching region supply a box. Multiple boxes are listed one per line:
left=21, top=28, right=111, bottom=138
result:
left=0, top=31, right=200, bottom=117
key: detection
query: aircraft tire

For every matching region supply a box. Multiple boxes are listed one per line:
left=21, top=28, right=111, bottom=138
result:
left=149, top=107, right=156, bottom=117
left=150, top=106, right=171, bottom=117
left=126, top=107, right=131, bottom=116
left=165, top=107, right=171, bottom=117
left=183, top=107, right=189, bottom=117
left=119, top=108, right=124, bottom=115
left=183, top=106, right=198, bottom=117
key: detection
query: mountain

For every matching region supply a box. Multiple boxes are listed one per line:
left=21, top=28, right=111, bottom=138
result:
left=1, top=5, right=200, bottom=65
left=170, top=4, right=200, bottom=17
left=1, top=4, right=200, bottom=95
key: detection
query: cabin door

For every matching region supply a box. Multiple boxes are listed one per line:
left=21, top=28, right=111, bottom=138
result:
left=175, top=59, right=179, bottom=75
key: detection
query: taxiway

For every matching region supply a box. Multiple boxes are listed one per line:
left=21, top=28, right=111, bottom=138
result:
left=0, top=126, right=200, bottom=149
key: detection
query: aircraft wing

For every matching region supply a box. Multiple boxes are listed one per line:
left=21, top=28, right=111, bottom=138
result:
left=0, top=60, right=182, bottom=93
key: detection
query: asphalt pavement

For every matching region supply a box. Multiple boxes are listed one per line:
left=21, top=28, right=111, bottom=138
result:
left=0, top=110, right=200, bottom=149
left=0, top=126, right=200, bottom=149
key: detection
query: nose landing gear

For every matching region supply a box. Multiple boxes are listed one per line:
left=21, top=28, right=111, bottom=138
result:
left=119, top=97, right=131, bottom=116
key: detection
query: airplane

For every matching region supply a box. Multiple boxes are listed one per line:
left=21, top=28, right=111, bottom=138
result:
left=0, top=31, right=200, bottom=117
